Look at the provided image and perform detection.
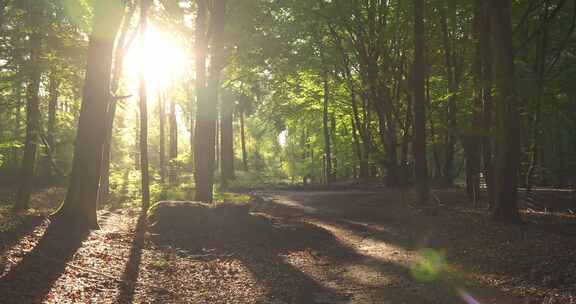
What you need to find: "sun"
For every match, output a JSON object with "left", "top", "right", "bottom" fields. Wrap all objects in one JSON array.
[{"left": 123, "top": 23, "right": 190, "bottom": 95}]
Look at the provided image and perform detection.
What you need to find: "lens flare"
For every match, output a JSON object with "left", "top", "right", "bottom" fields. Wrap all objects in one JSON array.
[{"left": 410, "top": 248, "right": 447, "bottom": 282}]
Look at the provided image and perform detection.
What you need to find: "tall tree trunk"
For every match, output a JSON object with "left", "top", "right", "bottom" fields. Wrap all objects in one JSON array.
[
  {"left": 350, "top": 115, "right": 361, "bottom": 179},
  {"left": 322, "top": 69, "right": 333, "bottom": 184},
  {"left": 11, "top": 81, "right": 23, "bottom": 170},
  {"left": 220, "top": 94, "right": 234, "bottom": 187},
  {"left": 465, "top": 0, "right": 483, "bottom": 206},
  {"left": 53, "top": 0, "right": 124, "bottom": 227},
  {"left": 169, "top": 96, "right": 178, "bottom": 185},
  {"left": 331, "top": 28, "right": 369, "bottom": 179},
  {"left": 193, "top": 0, "right": 207, "bottom": 199},
  {"left": 194, "top": 0, "right": 226, "bottom": 202},
  {"left": 331, "top": 113, "right": 338, "bottom": 178},
  {"left": 413, "top": 0, "right": 430, "bottom": 205},
  {"left": 239, "top": 110, "right": 248, "bottom": 171},
  {"left": 99, "top": 4, "right": 136, "bottom": 204},
  {"left": 480, "top": 0, "right": 495, "bottom": 208},
  {"left": 43, "top": 71, "right": 59, "bottom": 181},
  {"left": 215, "top": 114, "right": 220, "bottom": 172},
  {"left": 489, "top": 0, "right": 521, "bottom": 223},
  {"left": 439, "top": 5, "right": 457, "bottom": 186},
  {"left": 526, "top": 13, "right": 549, "bottom": 192},
  {"left": 138, "top": 0, "right": 151, "bottom": 213},
  {"left": 159, "top": 92, "right": 166, "bottom": 183},
  {"left": 14, "top": 1, "right": 42, "bottom": 210},
  {"left": 134, "top": 112, "right": 140, "bottom": 170}
]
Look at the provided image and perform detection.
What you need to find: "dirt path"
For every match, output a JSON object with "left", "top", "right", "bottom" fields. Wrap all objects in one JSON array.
[
  {"left": 1, "top": 188, "right": 575, "bottom": 303},
  {"left": 253, "top": 190, "right": 525, "bottom": 304}
]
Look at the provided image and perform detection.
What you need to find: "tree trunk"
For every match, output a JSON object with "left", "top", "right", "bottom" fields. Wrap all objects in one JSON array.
[
  {"left": 479, "top": 0, "right": 495, "bottom": 208},
  {"left": 413, "top": 0, "right": 430, "bottom": 205},
  {"left": 138, "top": 0, "right": 151, "bottom": 213},
  {"left": 220, "top": 94, "right": 235, "bottom": 188},
  {"left": 193, "top": 0, "right": 207, "bottom": 199},
  {"left": 322, "top": 69, "right": 333, "bottom": 184},
  {"left": 14, "top": 1, "right": 43, "bottom": 211},
  {"left": 526, "top": 13, "right": 549, "bottom": 192},
  {"left": 439, "top": 5, "right": 457, "bottom": 186},
  {"left": 159, "top": 92, "right": 167, "bottom": 183},
  {"left": 489, "top": 0, "right": 521, "bottom": 223},
  {"left": 98, "top": 4, "right": 135, "bottom": 205},
  {"left": 350, "top": 115, "right": 361, "bottom": 179},
  {"left": 11, "top": 82, "right": 23, "bottom": 171},
  {"left": 43, "top": 72, "right": 59, "bottom": 181},
  {"left": 194, "top": 0, "right": 226, "bottom": 202},
  {"left": 239, "top": 111, "right": 248, "bottom": 171},
  {"left": 53, "top": 0, "right": 124, "bottom": 228},
  {"left": 169, "top": 96, "right": 178, "bottom": 185},
  {"left": 215, "top": 114, "right": 220, "bottom": 172},
  {"left": 465, "top": 0, "right": 483, "bottom": 206}
]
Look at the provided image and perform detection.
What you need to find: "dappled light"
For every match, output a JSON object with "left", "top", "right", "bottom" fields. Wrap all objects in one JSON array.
[{"left": 1, "top": 0, "right": 575, "bottom": 303}]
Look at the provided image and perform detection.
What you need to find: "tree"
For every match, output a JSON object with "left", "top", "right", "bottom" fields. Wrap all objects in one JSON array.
[
  {"left": 138, "top": 0, "right": 151, "bottom": 212},
  {"left": 14, "top": 0, "right": 43, "bottom": 210},
  {"left": 220, "top": 92, "right": 235, "bottom": 187},
  {"left": 194, "top": 0, "right": 226, "bottom": 202},
  {"left": 489, "top": 0, "right": 521, "bottom": 222},
  {"left": 413, "top": 0, "right": 429, "bottom": 205},
  {"left": 159, "top": 92, "right": 167, "bottom": 183},
  {"left": 53, "top": 0, "right": 125, "bottom": 228},
  {"left": 321, "top": 63, "right": 333, "bottom": 184},
  {"left": 99, "top": 4, "right": 137, "bottom": 204},
  {"left": 168, "top": 94, "right": 178, "bottom": 185}
]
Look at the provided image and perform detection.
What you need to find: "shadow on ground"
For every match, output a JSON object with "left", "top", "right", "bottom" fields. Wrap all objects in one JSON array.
[
  {"left": 0, "top": 221, "right": 88, "bottom": 303},
  {"left": 116, "top": 214, "right": 147, "bottom": 304},
  {"left": 146, "top": 198, "right": 451, "bottom": 303}
]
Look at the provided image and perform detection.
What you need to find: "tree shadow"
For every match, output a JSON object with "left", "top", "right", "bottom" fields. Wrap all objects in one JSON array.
[
  {"left": 149, "top": 209, "right": 434, "bottom": 303},
  {"left": 253, "top": 195, "right": 418, "bottom": 251},
  {"left": 0, "top": 221, "right": 88, "bottom": 303},
  {"left": 116, "top": 214, "right": 147, "bottom": 304},
  {"left": 0, "top": 214, "right": 45, "bottom": 257}
]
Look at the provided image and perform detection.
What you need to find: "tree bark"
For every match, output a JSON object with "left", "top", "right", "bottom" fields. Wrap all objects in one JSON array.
[
  {"left": 194, "top": 0, "right": 226, "bottom": 202},
  {"left": 322, "top": 68, "right": 333, "bottom": 184},
  {"left": 489, "top": 0, "right": 521, "bottom": 223},
  {"left": 193, "top": 0, "right": 207, "bottom": 199},
  {"left": 138, "top": 0, "right": 151, "bottom": 213},
  {"left": 465, "top": 0, "right": 483, "bottom": 206},
  {"left": 43, "top": 71, "right": 59, "bottom": 181},
  {"left": 14, "top": 0, "right": 43, "bottom": 210},
  {"left": 169, "top": 96, "right": 178, "bottom": 185},
  {"left": 220, "top": 94, "right": 234, "bottom": 188},
  {"left": 159, "top": 92, "right": 167, "bottom": 183},
  {"left": 480, "top": 0, "right": 495, "bottom": 208},
  {"left": 413, "top": 0, "right": 430, "bottom": 205},
  {"left": 99, "top": 4, "right": 136, "bottom": 204},
  {"left": 11, "top": 82, "right": 23, "bottom": 171},
  {"left": 526, "top": 10, "right": 549, "bottom": 192},
  {"left": 239, "top": 110, "right": 248, "bottom": 171},
  {"left": 439, "top": 5, "right": 457, "bottom": 186},
  {"left": 53, "top": 0, "right": 124, "bottom": 227}
]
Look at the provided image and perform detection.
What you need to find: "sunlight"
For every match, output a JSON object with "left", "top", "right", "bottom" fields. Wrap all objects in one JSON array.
[{"left": 123, "top": 23, "right": 190, "bottom": 96}]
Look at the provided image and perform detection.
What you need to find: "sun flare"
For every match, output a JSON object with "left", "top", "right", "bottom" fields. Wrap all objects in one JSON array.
[{"left": 123, "top": 24, "right": 190, "bottom": 95}]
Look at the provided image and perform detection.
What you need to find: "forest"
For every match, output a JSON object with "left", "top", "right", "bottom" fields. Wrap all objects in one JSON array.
[{"left": 0, "top": 0, "right": 575, "bottom": 303}]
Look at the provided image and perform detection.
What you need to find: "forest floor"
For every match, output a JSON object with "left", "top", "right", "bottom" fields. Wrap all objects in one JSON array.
[{"left": 0, "top": 186, "right": 575, "bottom": 303}]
